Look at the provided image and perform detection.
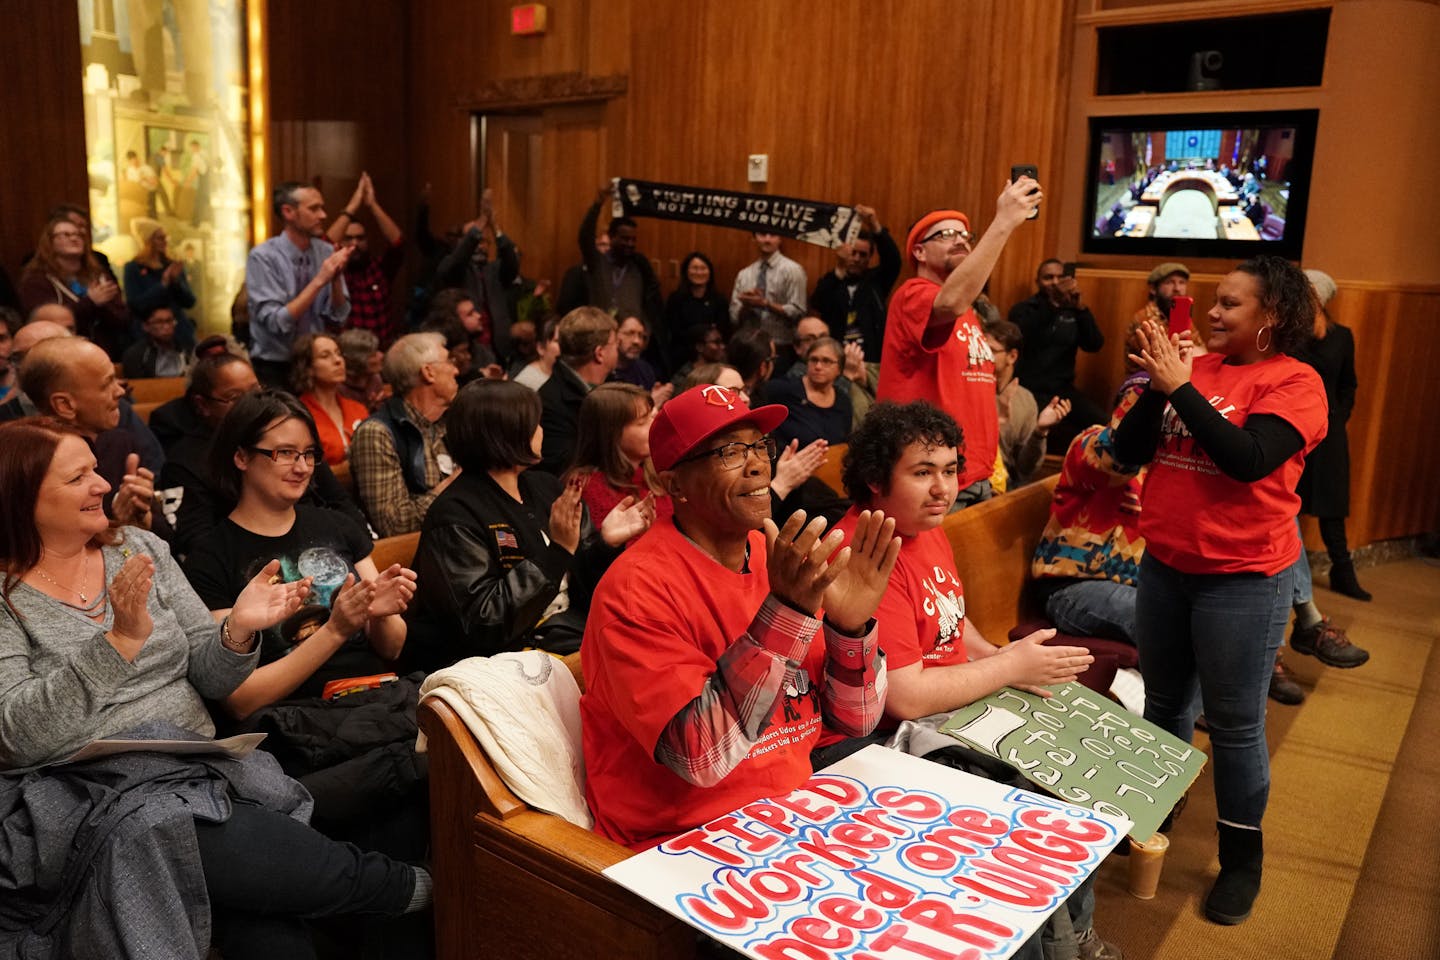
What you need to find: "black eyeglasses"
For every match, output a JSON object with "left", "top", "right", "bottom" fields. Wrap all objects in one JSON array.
[
  {"left": 921, "top": 227, "right": 973, "bottom": 246},
  {"left": 249, "top": 446, "right": 320, "bottom": 466},
  {"left": 676, "top": 437, "right": 778, "bottom": 471}
]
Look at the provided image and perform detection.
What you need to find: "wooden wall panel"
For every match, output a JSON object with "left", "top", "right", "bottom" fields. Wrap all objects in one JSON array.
[
  {"left": 265, "top": 0, "right": 409, "bottom": 234},
  {"left": 0, "top": 1, "right": 88, "bottom": 284},
  {"left": 408, "top": 0, "right": 1076, "bottom": 312}
]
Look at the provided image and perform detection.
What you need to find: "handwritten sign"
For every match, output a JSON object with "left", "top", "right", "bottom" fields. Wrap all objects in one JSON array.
[
  {"left": 613, "top": 177, "right": 863, "bottom": 249},
  {"left": 939, "top": 683, "right": 1206, "bottom": 840},
  {"left": 604, "top": 745, "right": 1127, "bottom": 960}
]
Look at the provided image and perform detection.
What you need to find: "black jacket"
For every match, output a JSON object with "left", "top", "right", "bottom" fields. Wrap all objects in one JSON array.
[
  {"left": 537, "top": 361, "right": 591, "bottom": 475},
  {"left": 1007, "top": 293, "right": 1105, "bottom": 403},
  {"left": 1295, "top": 323, "right": 1357, "bottom": 517},
  {"left": 402, "top": 469, "right": 618, "bottom": 673},
  {"left": 809, "top": 228, "right": 901, "bottom": 362}
]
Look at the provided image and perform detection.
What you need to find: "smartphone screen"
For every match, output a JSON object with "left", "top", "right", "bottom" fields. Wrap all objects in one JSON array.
[
  {"left": 1168, "top": 295, "right": 1194, "bottom": 337},
  {"left": 1010, "top": 164, "right": 1040, "bottom": 219},
  {"left": 1062, "top": 262, "right": 1077, "bottom": 278}
]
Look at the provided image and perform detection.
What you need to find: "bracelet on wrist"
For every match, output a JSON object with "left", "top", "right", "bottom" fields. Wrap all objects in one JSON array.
[{"left": 220, "top": 616, "right": 253, "bottom": 653}]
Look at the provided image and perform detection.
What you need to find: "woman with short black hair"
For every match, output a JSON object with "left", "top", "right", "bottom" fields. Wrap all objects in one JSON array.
[{"left": 404, "top": 380, "right": 649, "bottom": 670}]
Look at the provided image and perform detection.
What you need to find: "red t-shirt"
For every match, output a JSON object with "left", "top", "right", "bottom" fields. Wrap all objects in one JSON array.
[
  {"left": 580, "top": 521, "right": 826, "bottom": 850},
  {"left": 1140, "top": 353, "right": 1327, "bottom": 576},
  {"left": 877, "top": 277, "right": 998, "bottom": 489},
  {"left": 836, "top": 507, "right": 969, "bottom": 672}
]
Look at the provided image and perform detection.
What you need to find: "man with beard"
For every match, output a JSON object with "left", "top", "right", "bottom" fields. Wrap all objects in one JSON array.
[
  {"left": 809, "top": 204, "right": 900, "bottom": 363},
  {"left": 1127, "top": 262, "right": 1191, "bottom": 374},
  {"left": 1007, "top": 259, "right": 1107, "bottom": 449},
  {"left": 246, "top": 181, "right": 352, "bottom": 387},
  {"left": 876, "top": 178, "right": 1042, "bottom": 507},
  {"left": 330, "top": 172, "right": 406, "bottom": 348}
]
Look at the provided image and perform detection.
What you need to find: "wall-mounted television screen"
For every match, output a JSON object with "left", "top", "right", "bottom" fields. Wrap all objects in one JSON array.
[{"left": 1082, "top": 110, "right": 1318, "bottom": 259}]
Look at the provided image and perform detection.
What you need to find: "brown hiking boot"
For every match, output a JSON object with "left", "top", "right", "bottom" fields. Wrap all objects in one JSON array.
[
  {"left": 1268, "top": 655, "right": 1305, "bottom": 705},
  {"left": 1290, "top": 617, "right": 1370, "bottom": 668}
]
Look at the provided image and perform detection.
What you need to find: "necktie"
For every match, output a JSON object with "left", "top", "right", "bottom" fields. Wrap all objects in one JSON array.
[{"left": 756, "top": 260, "right": 770, "bottom": 304}]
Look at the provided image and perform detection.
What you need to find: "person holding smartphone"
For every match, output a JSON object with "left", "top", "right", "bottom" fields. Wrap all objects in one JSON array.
[
  {"left": 1114, "top": 256, "right": 1329, "bottom": 925},
  {"left": 877, "top": 178, "right": 1041, "bottom": 508},
  {"left": 1006, "top": 258, "right": 1107, "bottom": 451}
]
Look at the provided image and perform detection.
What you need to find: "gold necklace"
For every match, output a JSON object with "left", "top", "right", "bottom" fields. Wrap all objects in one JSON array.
[{"left": 34, "top": 550, "right": 93, "bottom": 604}]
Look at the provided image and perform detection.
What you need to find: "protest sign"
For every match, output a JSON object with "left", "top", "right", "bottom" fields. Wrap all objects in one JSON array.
[
  {"left": 612, "top": 178, "right": 863, "bottom": 249},
  {"left": 604, "top": 745, "right": 1127, "bottom": 960},
  {"left": 939, "top": 683, "right": 1206, "bottom": 841}
]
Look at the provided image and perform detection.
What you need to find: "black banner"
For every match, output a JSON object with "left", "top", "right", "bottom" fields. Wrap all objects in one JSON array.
[{"left": 612, "top": 178, "right": 862, "bottom": 249}]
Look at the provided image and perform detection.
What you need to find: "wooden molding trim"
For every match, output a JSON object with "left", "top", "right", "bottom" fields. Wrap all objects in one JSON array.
[
  {"left": 452, "top": 72, "right": 628, "bottom": 111},
  {"left": 1078, "top": 0, "right": 1333, "bottom": 28}
]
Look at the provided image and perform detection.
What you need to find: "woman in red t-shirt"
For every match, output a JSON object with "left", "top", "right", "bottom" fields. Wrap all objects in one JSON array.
[
  {"left": 1115, "top": 256, "right": 1328, "bottom": 926},
  {"left": 564, "top": 382, "right": 671, "bottom": 541}
]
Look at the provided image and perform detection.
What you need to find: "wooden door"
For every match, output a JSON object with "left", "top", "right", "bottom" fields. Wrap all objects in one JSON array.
[{"left": 482, "top": 102, "right": 611, "bottom": 296}]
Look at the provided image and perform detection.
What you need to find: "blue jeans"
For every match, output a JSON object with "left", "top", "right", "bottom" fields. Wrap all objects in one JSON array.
[
  {"left": 1291, "top": 518, "right": 1313, "bottom": 605},
  {"left": 1135, "top": 553, "right": 1293, "bottom": 828},
  {"left": 1045, "top": 579, "right": 1138, "bottom": 644}
]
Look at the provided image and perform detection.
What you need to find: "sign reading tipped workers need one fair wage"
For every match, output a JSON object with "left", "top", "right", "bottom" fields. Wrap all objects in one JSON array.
[
  {"left": 603, "top": 745, "right": 1128, "bottom": 960},
  {"left": 939, "top": 683, "right": 1206, "bottom": 841}
]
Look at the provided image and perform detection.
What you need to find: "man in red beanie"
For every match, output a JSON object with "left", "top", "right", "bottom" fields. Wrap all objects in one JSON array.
[
  {"left": 878, "top": 178, "right": 1042, "bottom": 506},
  {"left": 580, "top": 384, "right": 901, "bottom": 850}
]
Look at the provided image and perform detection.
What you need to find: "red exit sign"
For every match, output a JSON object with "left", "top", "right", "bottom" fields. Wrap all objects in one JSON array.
[{"left": 511, "top": 4, "right": 548, "bottom": 36}]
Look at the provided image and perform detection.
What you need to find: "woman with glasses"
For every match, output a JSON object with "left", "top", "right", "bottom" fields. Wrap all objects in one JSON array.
[
  {"left": 19, "top": 215, "right": 129, "bottom": 357},
  {"left": 183, "top": 391, "right": 427, "bottom": 861},
  {"left": 291, "top": 333, "right": 368, "bottom": 466},
  {"left": 123, "top": 221, "right": 197, "bottom": 351},
  {"left": 404, "top": 380, "right": 648, "bottom": 671},
  {"left": 767, "top": 335, "right": 853, "bottom": 449},
  {"left": 0, "top": 416, "right": 431, "bottom": 957}
]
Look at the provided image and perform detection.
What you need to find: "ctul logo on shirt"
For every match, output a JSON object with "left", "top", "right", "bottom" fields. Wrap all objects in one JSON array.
[
  {"left": 957, "top": 323, "right": 994, "bottom": 368},
  {"left": 921, "top": 565, "right": 965, "bottom": 656}
]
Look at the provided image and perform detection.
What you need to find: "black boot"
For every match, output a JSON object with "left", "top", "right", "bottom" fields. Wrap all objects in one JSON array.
[
  {"left": 1205, "top": 823, "right": 1263, "bottom": 925},
  {"left": 1328, "top": 557, "right": 1373, "bottom": 602}
]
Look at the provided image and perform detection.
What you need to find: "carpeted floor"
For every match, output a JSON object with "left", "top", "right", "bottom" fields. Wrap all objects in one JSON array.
[{"left": 1090, "top": 557, "right": 1440, "bottom": 960}]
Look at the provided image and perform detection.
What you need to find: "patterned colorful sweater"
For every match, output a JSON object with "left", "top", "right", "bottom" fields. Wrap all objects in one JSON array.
[{"left": 1031, "top": 419, "right": 1146, "bottom": 587}]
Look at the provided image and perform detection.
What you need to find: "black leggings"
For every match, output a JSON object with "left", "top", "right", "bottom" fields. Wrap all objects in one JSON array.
[
  {"left": 193, "top": 802, "right": 416, "bottom": 960},
  {"left": 1317, "top": 516, "right": 1351, "bottom": 561}
]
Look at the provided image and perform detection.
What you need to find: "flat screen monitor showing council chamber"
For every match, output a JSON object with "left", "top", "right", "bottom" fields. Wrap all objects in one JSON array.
[{"left": 1083, "top": 110, "right": 1318, "bottom": 259}]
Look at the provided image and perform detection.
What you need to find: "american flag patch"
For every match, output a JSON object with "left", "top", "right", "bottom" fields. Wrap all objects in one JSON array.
[{"left": 495, "top": 529, "right": 519, "bottom": 550}]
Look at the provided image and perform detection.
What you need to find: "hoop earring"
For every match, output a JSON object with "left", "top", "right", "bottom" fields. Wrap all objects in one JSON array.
[{"left": 1256, "top": 325, "right": 1273, "bottom": 353}]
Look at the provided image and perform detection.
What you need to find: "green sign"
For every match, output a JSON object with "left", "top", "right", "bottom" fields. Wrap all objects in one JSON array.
[{"left": 939, "top": 683, "right": 1206, "bottom": 840}]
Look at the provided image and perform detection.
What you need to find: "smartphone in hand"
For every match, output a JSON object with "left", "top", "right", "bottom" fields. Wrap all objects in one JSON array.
[
  {"left": 1062, "top": 262, "right": 1077, "bottom": 278},
  {"left": 1010, "top": 164, "right": 1040, "bottom": 219},
  {"left": 1168, "top": 295, "right": 1195, "bottom": 337}
]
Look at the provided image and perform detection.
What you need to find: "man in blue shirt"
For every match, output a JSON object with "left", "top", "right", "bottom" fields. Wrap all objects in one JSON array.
[{"left": 245, "top": 181, "right": 351, "bottom": 387}]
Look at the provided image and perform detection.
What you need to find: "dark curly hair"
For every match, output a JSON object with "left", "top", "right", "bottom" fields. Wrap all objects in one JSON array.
[
  {"left": 1233, "top": 255, "right": 1317, "bottom": 356},
  {"left": 842, "top": 401, "right": 964, "bottom": 505}
]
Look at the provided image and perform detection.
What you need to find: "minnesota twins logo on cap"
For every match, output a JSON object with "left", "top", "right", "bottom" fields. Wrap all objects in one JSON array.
[{"left": 701, "top": 385, "right": 737, "bottom": 410}]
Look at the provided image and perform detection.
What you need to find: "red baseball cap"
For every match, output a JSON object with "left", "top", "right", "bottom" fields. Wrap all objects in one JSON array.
[{"left": 649, "top": 385, "right": 788, "bottom": 471}]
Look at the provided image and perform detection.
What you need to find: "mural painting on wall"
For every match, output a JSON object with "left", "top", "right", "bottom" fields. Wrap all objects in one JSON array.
[{"left": 78, "top": 0, "right": 250, "bottom": 337}]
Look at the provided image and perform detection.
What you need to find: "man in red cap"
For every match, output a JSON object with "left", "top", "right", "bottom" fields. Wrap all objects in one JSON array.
[
  {"left": 580, "top": 384, "right": 901, "bottom": 850},
  {"left": 878, "top": 179, "right": 1043, "bottom": 506}
]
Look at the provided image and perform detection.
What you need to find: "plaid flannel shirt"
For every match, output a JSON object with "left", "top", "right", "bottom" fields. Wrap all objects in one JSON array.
[{"left": 655, "top": 595, "right": 885, "bottom": 787}]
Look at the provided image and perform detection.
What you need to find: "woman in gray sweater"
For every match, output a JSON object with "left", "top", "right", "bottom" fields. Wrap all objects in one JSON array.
[{"left": 0, "top": 417, "right": 431, "bottom": 959}]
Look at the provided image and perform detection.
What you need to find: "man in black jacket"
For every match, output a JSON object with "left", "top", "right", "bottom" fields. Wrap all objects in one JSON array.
[
  {"left": 537, "top": 307, "right": 618, "bottom": 474},
  {"left": 808, "top": 204, "right": 900, "bottom": 363},
  {"left": 1007, "top": 258, "right": 1107, "bottom": 450}
]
